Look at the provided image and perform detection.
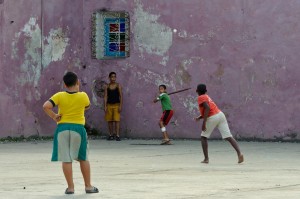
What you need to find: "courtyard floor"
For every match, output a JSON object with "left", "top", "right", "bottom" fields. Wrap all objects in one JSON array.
[{"left": 0, "top": 139, "right": 299, "bottom": 199}]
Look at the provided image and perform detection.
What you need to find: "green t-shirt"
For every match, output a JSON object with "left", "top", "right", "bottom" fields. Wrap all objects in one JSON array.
[{"left": 158, "top": 93, "right": 172, "bottom": 111}]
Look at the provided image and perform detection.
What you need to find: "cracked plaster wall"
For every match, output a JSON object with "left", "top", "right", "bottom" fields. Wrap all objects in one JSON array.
[{"left": 0, "top": 0, "right": 299, "bottom": 140}]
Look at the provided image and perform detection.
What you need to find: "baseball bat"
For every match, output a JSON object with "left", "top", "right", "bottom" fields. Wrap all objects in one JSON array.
[{"left": 167, "top": 87, "right": 191, "bottom": 95}]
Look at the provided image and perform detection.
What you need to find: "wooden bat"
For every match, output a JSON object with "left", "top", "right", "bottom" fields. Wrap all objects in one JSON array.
[{"left": 167, "top": 87, "right": 191, "bottom": 95}]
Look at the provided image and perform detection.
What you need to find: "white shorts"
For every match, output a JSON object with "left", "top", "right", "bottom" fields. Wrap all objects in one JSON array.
[{"left": 201, "top": 112, "right": 232, "bottom": 139}]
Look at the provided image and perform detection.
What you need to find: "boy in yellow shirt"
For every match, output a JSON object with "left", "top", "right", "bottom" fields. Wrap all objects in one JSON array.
[{"left": 43, "top": 72, "right": 99, "bottom": 194}]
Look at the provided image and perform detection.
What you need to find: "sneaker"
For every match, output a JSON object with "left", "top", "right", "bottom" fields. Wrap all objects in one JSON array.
[
  {"left": 116, "top": 136, "right": 121, "bottom": 141},
  {"left": 106, "top": 135, "right": 114, "bottom": 141}
]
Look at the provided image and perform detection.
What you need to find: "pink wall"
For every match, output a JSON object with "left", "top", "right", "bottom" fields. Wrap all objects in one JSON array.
[{"left": 0, "top": 0, "right": 299, "bottom": 140}]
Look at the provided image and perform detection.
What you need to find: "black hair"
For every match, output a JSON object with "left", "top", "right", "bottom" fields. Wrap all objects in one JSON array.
[
  {"left": 63, "top": 72, "right": 78, "bottom": 87},
  {"left": 109, "top": 72, "right": 116, "bottom": 77},
  {"left": 197, "top": 84, "right": 207, "bottom": 94},
  {"left": 159, "top": 84, "right": 166, "bottom": 90}
]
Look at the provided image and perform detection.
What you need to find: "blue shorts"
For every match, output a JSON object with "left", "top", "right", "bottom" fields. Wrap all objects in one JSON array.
[{"left": 52, "top": 123, "right": 89, "bottom": 162}]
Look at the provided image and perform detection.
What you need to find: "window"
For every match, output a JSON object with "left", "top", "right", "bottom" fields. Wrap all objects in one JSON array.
[{"left": 92, "top": 11, "right": 130, "bottom": 59}]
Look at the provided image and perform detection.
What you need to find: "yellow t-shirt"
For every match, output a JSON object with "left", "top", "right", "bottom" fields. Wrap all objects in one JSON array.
[{"left": 50, "top": 91, "right": 90, "bottom": 125}]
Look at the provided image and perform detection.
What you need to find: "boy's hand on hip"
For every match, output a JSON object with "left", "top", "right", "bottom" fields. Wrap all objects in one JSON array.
[
  {"left": 53, "top": 114, "right": 61, "bottom": 122},
  {"left": 118, "top": 106, "right": 122, "bottom": 113}
]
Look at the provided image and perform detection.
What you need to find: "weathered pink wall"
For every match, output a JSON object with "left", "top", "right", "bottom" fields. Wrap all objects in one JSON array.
[{"left": 0, "top": 0, "right": 299, "bottom": 140}]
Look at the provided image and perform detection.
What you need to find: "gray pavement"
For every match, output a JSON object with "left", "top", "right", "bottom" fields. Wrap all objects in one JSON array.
[{"left": 0, "top": 140, "right": 299, "bottom": 199}]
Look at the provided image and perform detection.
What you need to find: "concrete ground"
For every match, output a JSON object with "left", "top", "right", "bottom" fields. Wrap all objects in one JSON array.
[{"left": 0, "top": 139, "right": 299, "bottom": 199}]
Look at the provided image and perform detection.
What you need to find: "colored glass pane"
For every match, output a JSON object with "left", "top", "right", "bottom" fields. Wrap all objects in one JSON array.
[
  {"left": 109, "top": 33, "right": 118, "bottom": 42},
  {"left": 109, "top": 43, "right": 119, "bottom": 51},
  {"left": 120, "top": 43, "right": 125, "bottom": 51},
  {"left": 120, "top": 33, "right": 125, "bottom": 42},
  {"left": 110, "top": 24, "right": 119, "bottom": 32},
  {"left": 120, "top": 23, "right": 125, "bottom": 32}
]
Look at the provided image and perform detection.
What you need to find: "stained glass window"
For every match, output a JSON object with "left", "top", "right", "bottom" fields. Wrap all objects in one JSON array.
[{"left": 92, "top": 11, "right": 130, "bottom": 59}]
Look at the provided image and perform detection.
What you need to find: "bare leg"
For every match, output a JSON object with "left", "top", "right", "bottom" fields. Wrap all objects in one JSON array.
[
  {"left": 62, "top": 162, "right": 74, "bottom": 192},
  {"left": 159, "top": 121, "right": 170, "bottom": 140},
  {"left": 201, "top": 136, "right": 209, "bottom": 163},
  {"left": 225, "top": 137, "right": 244, "bottom": 163},
  {"left": 159, "top": 121, "right": 171, "bottom": 145},
  {"left": 158, "top": 121, "right": 163, "bottom": 128},
  {"left": 106, "top": 122, "right": 115, "bottom": 140},
  {"left": 115, "top": 121, "right": 120, "bottom": 137},
  {"left": 80, "top": 161, "right": 99, "bottom": 193},
  {"left": 79, "top": 161, "right": 92, "bottom": 189},
  {"left": 163, "top": 132, "right": 170, "bottom": 140},
  {"left": 108, "top": 122, "right": 113, "bottom": 136}
]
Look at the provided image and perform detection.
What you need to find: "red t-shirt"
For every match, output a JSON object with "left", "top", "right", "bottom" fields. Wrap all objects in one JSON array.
[{"left": 198, "top": 94, "right": 220, "bottom": 117}]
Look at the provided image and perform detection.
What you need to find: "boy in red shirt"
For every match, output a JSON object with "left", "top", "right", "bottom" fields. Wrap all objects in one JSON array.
[{"left": 194, "top": 84, "right": 244, "bottom": 164}]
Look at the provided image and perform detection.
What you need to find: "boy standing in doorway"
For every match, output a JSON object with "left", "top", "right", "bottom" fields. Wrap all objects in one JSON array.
[{"left": 104, "top": 72, "right": 123, "bottom": 141}]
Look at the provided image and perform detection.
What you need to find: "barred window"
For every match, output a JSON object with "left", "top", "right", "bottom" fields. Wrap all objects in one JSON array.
[{"left": 92, "top": 11, "right": 130, "bottom": 59}]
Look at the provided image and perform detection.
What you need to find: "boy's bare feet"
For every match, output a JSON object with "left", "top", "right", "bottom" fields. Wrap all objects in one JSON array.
[
  {"left": 238, "top": 154, "right": 244, "bottom": 163},
  {"left": 201, "top": 159, "right": 209, "bottom": 164}
]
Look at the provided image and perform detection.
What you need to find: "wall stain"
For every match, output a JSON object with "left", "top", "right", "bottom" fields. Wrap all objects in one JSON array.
[
  {"left": 92, "top": 77, "right": 107, "bottom": 98},
  {"left": 214, "top": 63, "right": 224, "bottom": 77},
  {"left": 43, "top": 28, "right": 70, "bottom": 67},
  {"left": 134, "top": 0, "right": 172, "bottom": 56},
  {"left": 175, "top": 62, "right": 191, "bottom": 86},
  {"left": 136, "top": 101, "right": 144, "bottom": 108}
]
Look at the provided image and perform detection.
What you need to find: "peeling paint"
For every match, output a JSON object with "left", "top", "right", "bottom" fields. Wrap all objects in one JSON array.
[
  {"left": 136, "top": 101, "right": 144, "bottom": 108},
  {"left": 11, "top": 32, "right": 21, "bottom": 59},
  {"left": 180, "top": 95, "right": 198, "bottom": 116},
  {"left": 73, "top": 57, "right": 81, "bottom": 68},
  {"left": 175, "top": 59, "right": 192, "bottom": 86},
  {"left": 248, "top": 58, "right": 255, "bottom": 64},
  {"left": 122, "top": 63, "right": 134, "bottom": 71},
  {"left": 178, "top": 30, "right": 188, "bottom": 38},
  {"left": 16, "top": 17, "right": 42, "bottom": 87},
  {"left": 134, "top": 0, "right": 172, "bottom": 56},
  {"left": 43, "top": 28, "right": 69, "bottom": 67},
  {"left": 92, "top": 92, "right": 101, "bottom": 107},
  {"left": 25, "top": 89, "right": 41, "bottom": 101},
  {"left": 177, "top": 26, "right": 221, "bottom": 46},
  {"left": 159, "top": 55, "right": 169, "bottom": 66},
  {"left": 14, "top": 18, "right": 69, "bottom": 87},
  {"left": 136, "top": 69, "right": 175, "bottom": 89}
]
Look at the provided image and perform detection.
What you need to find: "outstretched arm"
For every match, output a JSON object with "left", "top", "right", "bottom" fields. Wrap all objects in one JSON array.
[
  {"left": 43, "top": 101, "right": 61, "bottom": 122},
  {"left": 153, "top": 96, "right": 160, "bottom": 103}
]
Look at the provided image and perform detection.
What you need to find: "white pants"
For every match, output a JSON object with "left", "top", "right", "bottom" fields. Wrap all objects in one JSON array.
[{"left": 201, "top": 112, "right": 232, "bottom": 139}]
